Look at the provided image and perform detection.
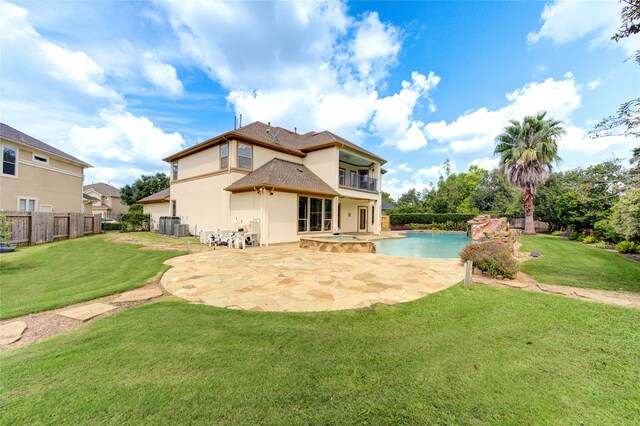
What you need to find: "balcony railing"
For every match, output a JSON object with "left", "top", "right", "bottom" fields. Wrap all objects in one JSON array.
[{"left": 339, "top": 175, "right": 378, "bottom": 192}]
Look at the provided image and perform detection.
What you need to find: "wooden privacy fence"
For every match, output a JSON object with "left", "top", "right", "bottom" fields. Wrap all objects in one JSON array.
[{"left": 1, "top": 212, "right": 102, "bottom": 246}]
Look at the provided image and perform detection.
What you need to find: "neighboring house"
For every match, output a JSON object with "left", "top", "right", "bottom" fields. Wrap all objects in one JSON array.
[
  {"left": 83, "top": 182, "right": 128, "bottom": 219},
  {"left": 138, "top": 188, "right": 170, "bottom": 230},
  {"left": 381, "top": 201, "right": 397, "bottom": 214},
  {"left": 163, "top": 121, "right": 387, "bottom": 244},
  {"left": 1, "top": 122, "right": 91, "bottom": 213}
]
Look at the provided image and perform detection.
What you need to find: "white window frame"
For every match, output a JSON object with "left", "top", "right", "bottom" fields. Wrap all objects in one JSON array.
[
  {"left": 18, "top": 196, "right": 38, "bottom": 212},
  {"left": 32, "top": 153, "right": 49, "bottom": 165},
  {"left": 2, "top": 144, "right": 18, "bottom": 178}
]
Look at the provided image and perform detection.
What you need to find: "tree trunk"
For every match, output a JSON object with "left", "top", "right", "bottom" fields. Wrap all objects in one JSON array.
[{"left": 523, "top": 185, "right": 536, "bottom": 235}]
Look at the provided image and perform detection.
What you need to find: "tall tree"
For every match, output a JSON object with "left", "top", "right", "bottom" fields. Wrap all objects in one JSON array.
[
  {"left": 494, "top": 112, "right": 565, "bottom": 234},
  {"left": 120, "top": 173, "right": 170, "bottom": 206},
  {"left": 592, "top": 0, "right": 640, "bottom": 137}
]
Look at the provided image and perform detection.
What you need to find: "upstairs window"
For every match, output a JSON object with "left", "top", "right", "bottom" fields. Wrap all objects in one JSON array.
[
  {"left": 220, "top": 143, "right": 229, "bottom": 169},
  {"left": 238, "top": 143, "right": 252, "bottom": 170},
  {"left": 3, "top": 145, "right": 16, "bottom": 176},
  {"left": 339, "top": 168, "right": 345, "bottom": 186},
  {"left": 172, "top": 161, "right": 178, "bottom": 180},
  {"left": 171, "top": 200, "right": 177, "bottom": 217}
]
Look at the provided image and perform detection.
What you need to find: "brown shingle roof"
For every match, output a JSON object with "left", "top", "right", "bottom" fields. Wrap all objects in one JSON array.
[
  {"left": 224, "top": 158, "right": 339, "bottom": 196},
  {"left": 83, "top": 182, "right": 121, "bottom": 198},
  {"left": 83, "top": 193, "right": 99, "bottom": 202},
  {"left": 138, "top": 188, "right": 170, "bottom": 203},
  {"left": 164, "top": 121, "right": 386, "bottom": 164},
  {"left": 0, "top": 122, "right": 91, "bottom": 167}
]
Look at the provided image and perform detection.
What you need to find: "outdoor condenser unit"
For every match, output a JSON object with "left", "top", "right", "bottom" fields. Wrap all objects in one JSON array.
[{"left": 173, "top": 223, "right": 189, "bottom": 238}]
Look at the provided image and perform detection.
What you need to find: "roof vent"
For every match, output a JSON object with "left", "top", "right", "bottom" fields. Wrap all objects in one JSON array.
[{"left": 296, "top": 167, "right": 304, "bottom": 173}]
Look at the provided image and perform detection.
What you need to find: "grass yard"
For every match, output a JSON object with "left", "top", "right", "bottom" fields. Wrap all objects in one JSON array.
[
  {"left": 519, "top": 235, "right": 640, "bottom": 293},
  {"left": 0, "top": 235, "right": 184, "bottom": 319},
  {"left": 2, "top": 286, "right": 639, "bottom": 424}
]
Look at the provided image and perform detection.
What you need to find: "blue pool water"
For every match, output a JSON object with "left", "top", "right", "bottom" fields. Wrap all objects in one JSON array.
[{"left": 375, "top": 232, "right": 471, "bottom": 259}]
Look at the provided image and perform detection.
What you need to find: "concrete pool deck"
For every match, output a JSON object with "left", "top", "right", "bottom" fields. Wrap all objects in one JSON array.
[{"left": 161, "top": 244, "right": 464, "bottom": 312}]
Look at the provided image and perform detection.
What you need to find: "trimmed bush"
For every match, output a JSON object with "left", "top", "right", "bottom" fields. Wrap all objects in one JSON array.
[
  {"left": 616, "top": 240, "right": 638, "bottom": 254},
  {"left": 551, "top": 230, "right": 564, "bottom": 236},
  {"left": 460, "top": 241, "right": 519, "bottom": 279},
  {"left": 583, "top": 236, "right": 599, "bottom": 244},
  {"left": 389, "top": 213, "right": 480, "bottom": 231},
  {"left": 120, "top": 212, "right": 150, "bottom": 232},
  {"left": 128, "top": 203, "right": 144, "bottom": 214},
  {"left": 568, "top": 232, "right": 582, "bottom": 241},
  {"left": 102, "top": 222, "right": 122, "bottom": 231}
]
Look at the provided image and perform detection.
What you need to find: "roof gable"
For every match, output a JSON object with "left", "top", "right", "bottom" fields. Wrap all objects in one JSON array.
[
  {"left": 0, "top": 123, "right": 91, "bottom": 167},
  {"left": 224, "top": 158, "right": 339, "bottom": 196},
  {"left": 83, "top": 182, "right": 121, "bottom": 197},
  {"left": 164, "top": 121, "right": 386, "bottom": 165}
]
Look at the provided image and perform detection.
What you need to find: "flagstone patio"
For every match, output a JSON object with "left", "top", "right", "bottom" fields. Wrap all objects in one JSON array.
[{"left": 161, "top": 244, "right": 464, "bottom": 312}]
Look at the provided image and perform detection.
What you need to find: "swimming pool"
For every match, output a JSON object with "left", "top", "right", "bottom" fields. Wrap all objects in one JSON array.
[{"left": 375, "top": 232, "right": 471, "bottom": 259}]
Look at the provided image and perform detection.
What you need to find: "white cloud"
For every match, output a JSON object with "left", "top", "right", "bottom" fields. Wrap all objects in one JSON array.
[
  {"left": 351, "top": 11, "right": 401, "bottom": 82},
  {"left": 470, "top": 157, "right": 500, "bottom": 171},
  {"left": 141, "top": 51, "right": 184, "bottom": 96},
  {"left": 163, "top": 1, "right": 437, "bottom": 151},
  {"left": 528, "top": 0, "right": 640, "bottom": 56},
  {"left": 69, "top": 109, "right": 186, "bottom": 172},
  {"left": 414, "top": 160, "right": 457, "bottom": 179},
  {"left": 383, "top": 177, "right": 434, "bottom": 200},
  {"left": 373, "top": 71, "right": 440, "bottom": 151},
  {"left": 425, "top": 74, "right": 582, "bottom": 155},
  {"left": 0, "top": 1, "right": 121, "bottom": 102},
  {"left": 587, "top": 79, "right": 602, "bottom": 90},
  {"left": 398, "top": 163, "right": 413, "bottom": 172}
]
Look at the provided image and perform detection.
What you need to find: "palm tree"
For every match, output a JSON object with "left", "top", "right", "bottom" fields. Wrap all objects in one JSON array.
[{"left": 494, "top": 112, "right": 565, "bottom": 234}]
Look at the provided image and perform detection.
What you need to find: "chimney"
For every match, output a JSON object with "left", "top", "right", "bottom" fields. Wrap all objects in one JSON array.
[
  {"left": 239, "top": 113, "right": 243, "bottom": 128},
  {"left": 268, "top": 121, "right": 271, "bottom": 126},
  {"left": 294, "top": 127, "right": 297, "bottom": 134},
  {"left": 234, "top": 116, "right": 237, "bottom": 130}
]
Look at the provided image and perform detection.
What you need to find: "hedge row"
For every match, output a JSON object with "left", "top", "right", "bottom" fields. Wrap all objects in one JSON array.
[
  {"left": 102, "top": 222, "right": 122, "bottom": 231},
  {"left": 389, "top": 213, "right": 480, "bottom": 226}
]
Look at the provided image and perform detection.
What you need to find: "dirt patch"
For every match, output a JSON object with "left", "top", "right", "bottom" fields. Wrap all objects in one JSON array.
[{"left": 0, "top": 281, "right": 169, "bottom": 352}]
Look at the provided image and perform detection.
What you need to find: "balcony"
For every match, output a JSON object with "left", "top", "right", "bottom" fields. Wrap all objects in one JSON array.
[{"left": 339, "top": 173, "right": 378, "bottom": 193}]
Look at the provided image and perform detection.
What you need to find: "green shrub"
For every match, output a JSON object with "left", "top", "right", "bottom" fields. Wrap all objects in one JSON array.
[
  {"left": 616, "top": 240, "right": 638, "bottom": 254},
  {"left": 568, "top": 232, "right": 582, "bottom": 241},
  {"left": 390, "top": 213, "right": 478, "bottom": 225},
  {"left": 552, "top": 230, "right": 564, "bottom": 236},
  {"left": 120, "top": 212, "right": 150, "bottom": 232},
  {"left": 102, "top": 222, "right": 122, "bottom": 231},
  {"left": 460, "top": 241, "right": 519, "bottom": 279},
  {"left": 128, "top": 203, "right": 144, "bottom": 214},
  {"left": 594, "top": 218, "right": 621, "bottom": 243},
  {"left": 0, "top": 213, "right": 13, "bottom": 247},
  {"left": 596, "top": 241, "right": 610, "bottom": 250},
  {"left": 583, "top": 236, "right": 599, "bottom": 244}
]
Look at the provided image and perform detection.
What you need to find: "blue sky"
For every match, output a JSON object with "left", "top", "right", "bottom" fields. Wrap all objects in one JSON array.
[{"left": 1, "top": 0, "right": 638, "bottom": 198}]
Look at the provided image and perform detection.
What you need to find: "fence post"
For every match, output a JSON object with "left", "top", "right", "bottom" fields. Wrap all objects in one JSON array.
[{"left": 464, "top": 260, "right": 473, "bottom": 289}]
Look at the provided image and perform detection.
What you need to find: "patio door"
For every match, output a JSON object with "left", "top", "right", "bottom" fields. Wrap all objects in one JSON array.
[{"left": 358, "top": 206, "right": 368, "bottom": 232}]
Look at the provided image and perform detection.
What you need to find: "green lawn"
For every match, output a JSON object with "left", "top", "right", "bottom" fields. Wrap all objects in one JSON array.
[
  {"left": 519, "top": 235, "right": 640, "bottom": 293},
  {"left": 2, "top": 286, "right": 638, "bottom": 424},
  {"left": 0, "top": 235, "right": 184, "bottom": 319}
]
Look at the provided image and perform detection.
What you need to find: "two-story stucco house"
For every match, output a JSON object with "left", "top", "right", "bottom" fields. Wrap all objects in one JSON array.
[
  {"left": 1, "top": 123, "right": 90, "bottom": 213},
  {"left": 83, "top": 182, "right": 128, "bottom": 219},
  {"left": 161, "top": 121, "right": 386, "bottom": 245}
]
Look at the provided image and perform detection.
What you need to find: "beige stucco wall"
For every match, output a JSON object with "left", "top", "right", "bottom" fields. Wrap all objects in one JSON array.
[
  {"left": 1, "top": 140, "right": 85, "bottom": 213},
  {"left": 171, "top": 174, "right": 233, "bottom": 235},
  {"left": 252, "top": 144, "right": 303, "bottom": 169},
  {"left": 173, "top": 145, "right": 221, "bottom": 180},
  {"left": 105, "top": 196, "right": 128, "bottom": 218},
  {"left": 143, "top": 202, "right": 170, "bottom": 230},
  {"left": 304, "top": 148, "right": 338, "bottom": 188}
]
